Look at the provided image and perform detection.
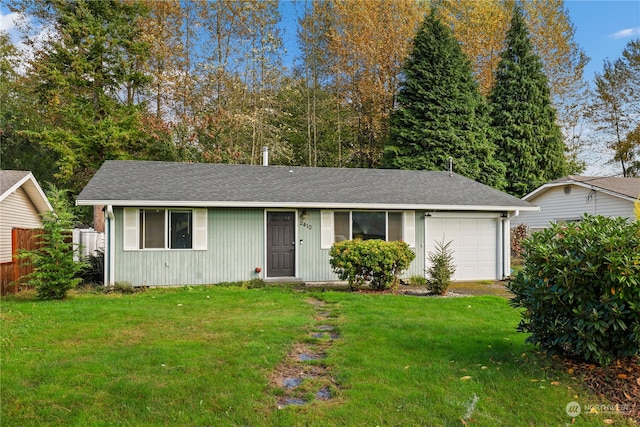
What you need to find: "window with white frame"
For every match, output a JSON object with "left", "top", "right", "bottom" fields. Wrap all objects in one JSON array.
[
  {"left": 123, "top": 208, "right": 207, "bottom": 251},
  {"left": 321, "top": 210, "right": 415, "bottom": 249}
]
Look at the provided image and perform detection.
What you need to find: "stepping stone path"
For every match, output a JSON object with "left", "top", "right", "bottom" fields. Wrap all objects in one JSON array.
[{"left": 272, "top": 298, "right": 340, "bottom": 409}]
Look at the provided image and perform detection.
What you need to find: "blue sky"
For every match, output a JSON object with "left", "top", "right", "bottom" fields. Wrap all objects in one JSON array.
[{"left": 564, "top": 0, "right": 640, "bottom": 81}]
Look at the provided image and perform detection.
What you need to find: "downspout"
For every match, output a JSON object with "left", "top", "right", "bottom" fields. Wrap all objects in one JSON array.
[
  {"left": 105, "top": 205, "right": 115, "bottom": 286},
  {"left": 503, "top": 210, "right": 519, "bottom": 279},
  {"left": 423, "top": 212, "right": 432, "bottom": 278},
  {"left": 497, "top": 216, "right": 503, "bottom": 280}
]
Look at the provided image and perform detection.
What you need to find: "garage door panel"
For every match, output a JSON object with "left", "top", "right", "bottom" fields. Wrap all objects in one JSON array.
[
  {"left": 427, "top": 217, "right": 497, "bottom": 281},
  {"left": 462, "top": 235, "right": 479, "bottom": 247},
  {"left": 461, "top": 221, "right": 479, "bottom": 234}
]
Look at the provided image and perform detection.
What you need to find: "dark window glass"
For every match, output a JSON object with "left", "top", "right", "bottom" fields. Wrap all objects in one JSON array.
[
  {"left": 352, "top": 211, "right": 385, "bottom": 240},
  {"left": 170, "top": 211, "right": 192, "bottom": 249}
]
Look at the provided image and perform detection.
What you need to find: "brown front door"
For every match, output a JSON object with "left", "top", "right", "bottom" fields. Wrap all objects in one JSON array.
[{"left": 267, "top": 211, "right": 295, "bottom": 277}]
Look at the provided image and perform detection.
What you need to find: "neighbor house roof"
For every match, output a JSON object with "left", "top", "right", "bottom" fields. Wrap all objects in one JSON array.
[
  {"left": 77, "top": 160, "right": 537, "bottom": 211},
  {"left": 524, "top": 175, "right": 640, "bottom": 202},
  {"left": 0, "top": 170, "right": 52, "bottom": 212}
]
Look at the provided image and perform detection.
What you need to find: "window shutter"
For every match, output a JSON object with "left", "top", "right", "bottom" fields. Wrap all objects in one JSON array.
[
  {"left": 320, "top": 210, "right": 334, "bottom": 249},
  {"left": 403, "top": 211, "right": 416, "bottom": 248},
  {"left": 123, "top": 208, "right": 139, "bottom": 251},
  {"left": 193, "top": 208, "right": 208, "bottom": 250}
]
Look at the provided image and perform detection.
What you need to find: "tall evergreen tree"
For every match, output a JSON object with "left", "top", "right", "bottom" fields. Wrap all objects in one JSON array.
[
  {"left": 14, "top": 0, "right": 178, "bottom": 194},
  {"left": 488, "top": 6, "right": 569, "bottom": 197},
  {"left": 385, "top": 10, "right": 505, "bottom": 189}
]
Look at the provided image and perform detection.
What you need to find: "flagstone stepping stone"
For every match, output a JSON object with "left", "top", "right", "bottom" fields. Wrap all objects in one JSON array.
[
  {"left": 312, "top": 331, "right": 340, "bottom": 340},
  {"left": 282, "top": 377, "right": 303, "bottom": 389},
  {"left": 277, "top": 398, "right": 306, "bottom": 409},
  {"left": 316, "top": 311, "right": 331, "bottom": 318},
  {"left": 316, "top": 387, "right": 332, "bottom": 400},
  {"left": 299, "top": 352, "right": 325, "bottom": 361},
  {"left": 307, "top": 298, "right": 327, "bottom": 307},
  {"left": 316, "top": 325, "right": 335, "bottom": 331}
]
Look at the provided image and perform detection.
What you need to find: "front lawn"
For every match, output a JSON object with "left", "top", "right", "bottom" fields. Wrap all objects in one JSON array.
[{"left": 0, "top": 286, "right": 631, "bottom": 426}]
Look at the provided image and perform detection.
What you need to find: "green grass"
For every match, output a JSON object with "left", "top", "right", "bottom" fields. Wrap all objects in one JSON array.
[{"left": 0, "top": 287, "right": 631, "bottom": 426}]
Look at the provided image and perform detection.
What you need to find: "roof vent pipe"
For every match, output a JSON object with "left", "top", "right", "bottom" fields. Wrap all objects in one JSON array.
[
  {"left": 262, "top": 146, "right": 269, "bottom": 166},
  {"left": 448, "top": 157, "right": 453, "bottom": 176}
]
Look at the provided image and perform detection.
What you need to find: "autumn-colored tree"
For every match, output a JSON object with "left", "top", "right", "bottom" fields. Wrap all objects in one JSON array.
[
  {"left": 138, "top": 0, "right": 185, "bottom": 120},
  {"left": 438, "top": 0, "right": 510, "bottom": 96},
  {"left": 297, "top": 0, "right": 333, "bottom": 166},
  {"left": 323, "top": 0, "right": 427, "bottom": 167}
]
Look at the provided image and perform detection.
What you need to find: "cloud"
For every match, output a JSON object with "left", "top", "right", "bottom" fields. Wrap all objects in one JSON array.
[
  {"left": 609, "top": 27, "right": 640, "bottom": 39},
  {"left": 0, "top": 11, "right": 19, "bottom": 33}
]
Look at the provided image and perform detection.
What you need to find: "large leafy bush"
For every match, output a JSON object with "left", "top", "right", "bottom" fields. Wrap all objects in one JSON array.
[
  {"left": 330, "top": 239, "right": 415, "bottom": 291},
  {"left": 508, "top": 215, "right": 640, "bottom": 365}
]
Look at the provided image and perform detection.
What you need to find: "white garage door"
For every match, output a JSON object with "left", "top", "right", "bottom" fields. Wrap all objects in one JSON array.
[{"left": 426, "top": 216, "right": 498, "bottom": 281}]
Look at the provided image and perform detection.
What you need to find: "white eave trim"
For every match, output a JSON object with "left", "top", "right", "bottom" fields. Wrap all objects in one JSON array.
[
  {"left": 524, "top": 181, "right": 638, "bottom": 203},
  {"left": 76, "top": 199, "right": 539, "bottom": 212},
  {"left": 0, "top": 172, "right": 53, "bottom": 212}
]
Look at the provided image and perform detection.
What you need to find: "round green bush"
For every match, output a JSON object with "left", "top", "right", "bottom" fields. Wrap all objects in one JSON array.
[
  {"left": 329, "top": 239, "right": 415, "bottom": 291},
  {"left": 507, "top": 215, "right": 640, "bottom": 365}
]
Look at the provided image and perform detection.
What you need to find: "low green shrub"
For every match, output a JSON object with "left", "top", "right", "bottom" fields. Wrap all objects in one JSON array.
[
  {"left": 408, "top": 274, "right": 427, "bottom": 287},
  {"left": 243, "top": 278, "right": 266, "bottom": 289},
  {"left": 329, "top": 239, "right": 415, "bottom": 291},
  {"left": 80, "top": 249, "right": 104, "bottom": 286},
  {"left": 508, "top": 214, "right": 640, "bottom": 365},
  {"left": 112, "top": 281, "right": 136, "bottom": 294},
  {"left": 425, "top": 240, "right": 456, "bottom": 295}
]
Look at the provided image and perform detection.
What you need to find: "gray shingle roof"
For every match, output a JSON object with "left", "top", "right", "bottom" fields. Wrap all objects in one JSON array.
[
  {"left": 0, "top": 170, "right": 31, "bottom": 195},
  {"left": 76, "top": 160, "right": 536, "bottom": 211},
  {"left": 0, "top": 170, "right": 53, "bottom": 212},
  {"left": 546, "top": 175, "right": 640, "bottom": 200}
]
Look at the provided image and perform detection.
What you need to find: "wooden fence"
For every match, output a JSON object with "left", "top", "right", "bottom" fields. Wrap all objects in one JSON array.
[{"left": 0, "top": 228, "right": 44, "bottom": 295}]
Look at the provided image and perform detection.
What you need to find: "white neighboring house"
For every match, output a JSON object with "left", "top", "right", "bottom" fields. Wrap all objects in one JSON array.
[
  {"left": 0, "top": 171, "right": 53, "bottom": 263},
  {"left": 512, "top": 176, "right": 640, "bottom": 231}
]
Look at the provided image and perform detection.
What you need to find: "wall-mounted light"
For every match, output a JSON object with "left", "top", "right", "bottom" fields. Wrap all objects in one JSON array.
[{"left": 301, "top": 209, "right": 309, "bottom": 220}]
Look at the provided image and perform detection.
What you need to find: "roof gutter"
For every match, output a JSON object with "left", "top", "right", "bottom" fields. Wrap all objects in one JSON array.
[{"left": 76, "top": 200, "right": 539, "bottom": 212}]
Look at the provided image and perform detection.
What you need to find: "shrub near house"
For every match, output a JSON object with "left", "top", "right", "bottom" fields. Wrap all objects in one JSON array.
[
  {"left": 508, "top": 214, "right": 640, "bottom": 365},
  {"left": 329, "top": 239, "right": 415, "bottom": 291}
]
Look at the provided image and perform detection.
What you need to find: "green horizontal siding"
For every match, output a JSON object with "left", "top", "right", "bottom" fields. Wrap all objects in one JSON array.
[
  {"left": 298, "top": 209, "right": 425, "bottom": 282},
  {"left": 113, "top": 208, "right": 426, "bottom": 286},
  {"left": 297, "top": 209, "right": 338, "bottom": 281},
  {"left": 114, "top": 208, "right": 264, "bottom": 286}
]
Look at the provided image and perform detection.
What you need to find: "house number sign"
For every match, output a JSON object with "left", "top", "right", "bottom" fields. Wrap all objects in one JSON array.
[{"left": 299, "top": 221, "right": 312, "bottom": 230}]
